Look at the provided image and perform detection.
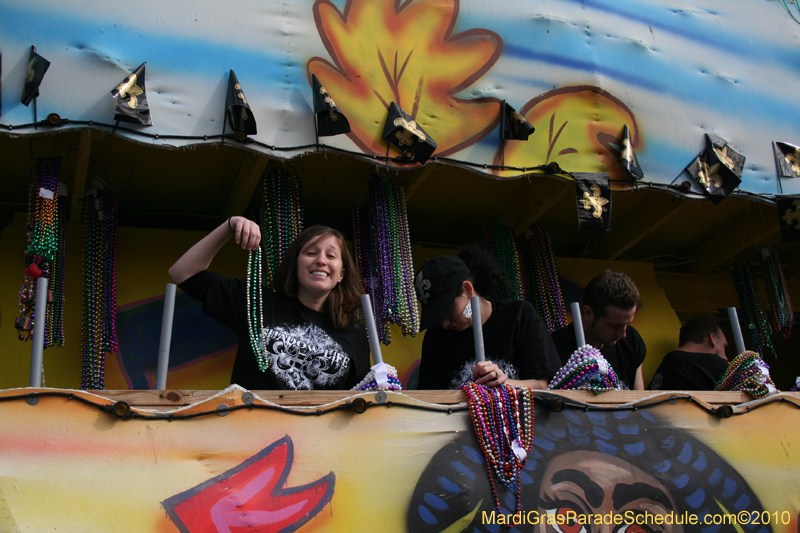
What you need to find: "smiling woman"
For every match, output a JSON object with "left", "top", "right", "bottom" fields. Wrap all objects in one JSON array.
[{"left": 168, "top": 218, "right": 370, "bottom": 391}]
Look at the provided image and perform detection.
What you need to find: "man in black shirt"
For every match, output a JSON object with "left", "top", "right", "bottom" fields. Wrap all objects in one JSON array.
[
  {"left": 649, "top": 316, "right": 729, "bottom": 391},
  {"left": 550, "top": 270, "right": 646, "bottom": 390}
]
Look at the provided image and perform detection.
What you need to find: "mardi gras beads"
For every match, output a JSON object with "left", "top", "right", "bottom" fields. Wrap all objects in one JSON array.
[
  {"left": 259, "top": 168, "right": 304, "bottom": 289},
  {"left": 350, "top": 363, "right": 403, "bottom": 391},
  {"left": 548, "top": 344, "right": 620, "bottom": 393},
  {"left": 731, "top": 261, "right": 775, "bottom": 358},
  {"left": 246, "top": 248, "right": 268, "bottom": 371},
  {"left": 519, "top": 225, "right": 567, "bottom": 333},
  {"left": 483, "top": 223, "right": 524, "bottom": 300},
  {"left": 17, "top": 158, "right": 65, "bottom": 350},
  {"left": 760, "top": 246, "right": 793, "bottom": 338},
  {"left": 80, "top": 191, "right": 119, "bottom": 390},
  {"left": 461, "top": 382, "right": 534, "bottom": 515},
  {"left": 715, "top": 350, "right": 778, "bottom": 398},
  {"left": 352, "top": 174, "right": 419, "bottom": 344}
]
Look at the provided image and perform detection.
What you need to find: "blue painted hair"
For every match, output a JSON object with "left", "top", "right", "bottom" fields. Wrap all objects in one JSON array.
[{"left": 407, "top": 406, "right": 770, "bottom": 533}]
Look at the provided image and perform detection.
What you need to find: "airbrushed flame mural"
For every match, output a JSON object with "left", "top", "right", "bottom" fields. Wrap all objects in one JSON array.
[
  {"left": 1, "top": 0, "right": 800, "bottom": 196},
  {"left": 0, "top": 387, "right": 799, "bottom": 532}
]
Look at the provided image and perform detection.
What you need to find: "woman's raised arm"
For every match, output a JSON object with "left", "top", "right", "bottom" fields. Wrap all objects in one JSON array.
[{"left": 168, "top": 216, "right": 261, "bottom": 284}]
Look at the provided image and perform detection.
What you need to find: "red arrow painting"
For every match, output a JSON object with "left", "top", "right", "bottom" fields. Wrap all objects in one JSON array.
[{"left": 163, "top": 436, "right": 335, "bottom": 533}]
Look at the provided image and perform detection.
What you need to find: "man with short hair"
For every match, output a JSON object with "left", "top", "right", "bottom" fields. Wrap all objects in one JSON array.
[
  {"left": 550, "top": 270, "right": 646, "bottom": 390},
  {"left": 648, "top": 316, "right": 729, "bottom": 391}
]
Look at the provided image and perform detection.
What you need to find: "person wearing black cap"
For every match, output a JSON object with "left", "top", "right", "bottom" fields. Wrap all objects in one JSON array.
[{"left": 414, "top": 245, "right": 561, "bottom": 389}]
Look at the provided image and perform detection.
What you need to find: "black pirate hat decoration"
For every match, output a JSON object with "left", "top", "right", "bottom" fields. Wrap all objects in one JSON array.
[
  {"left": 499, "top": 100, "right": 534, "bottom": 141},
  {"left": 311, "top": 73, "right": 350, "bottom": 137},
  {"left": 111, "top": 63, "right": 152, "bottom": 126},
  {"left": 382, "top": 102, "right": 437, "bottom": 164},
  {"left": 21, "top": 46, "right": 50, "bottom": 107},
  {"left": 776, "top": 195, "right": 800, "bottom": 243},
  {"left": 686, "top": 134, "right": 743, "bottom": 205},
  {"left": 575, "top": 172, "right": 612, "bottom": 231},
  {"left": 225, "top": 69, "right": 257, "bottom": 138},
  {"left": 773, "top": 142, "right": 800, "bottom": 179},
  {"left": 619, "top": 125, "right": 643, "bottom": 181}
]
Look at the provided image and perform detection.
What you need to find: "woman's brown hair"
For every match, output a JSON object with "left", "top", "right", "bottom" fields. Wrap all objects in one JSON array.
[{"left": 273, "top": 225, "right": 363, "bottom": 330}]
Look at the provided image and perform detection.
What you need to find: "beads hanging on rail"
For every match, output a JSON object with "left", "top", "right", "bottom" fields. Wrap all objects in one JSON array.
[
  {"left": 731, "top": 261, "right": 775, "bottom": 358},
  {"left": 259, "top": 168, "right": 304, "bottom": 289},
  {"left": 461, "top": 382, "right": 534, "bottom": 516},
  {"left": 760, "top": 245, "right": 794, "bottom": 338},
  {"left": 80, "top": 191, "right": 119, "bottom": 390},
  {"left": 482, "top": 223, "right": 524, "bottom": 300},
  {"left": 518, "top": 224, "right": 567, "bottom": 332},
  {"left": 16, "top": 158, "right": 66, "bottom": 363},
  {"left": 352, "top": 173, "right": 419, "bottom": 344}
]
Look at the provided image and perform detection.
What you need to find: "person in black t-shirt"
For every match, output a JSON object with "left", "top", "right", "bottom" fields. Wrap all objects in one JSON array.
[
  {"left": 414, "top": 245, "right": 561, "bottom": 389},
  {"left": 169, "top": 218, "right": 369, "bottom": 390},
  {"left": 550, "top": 270, "right": 646, "bottom": 390},
  {"left": 649, "top": 316, "right": 729, "bottom": 391}
]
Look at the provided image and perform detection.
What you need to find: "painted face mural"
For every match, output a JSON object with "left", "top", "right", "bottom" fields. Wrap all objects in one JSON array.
[{"left": 407, "top": 407, "right": 771, "bottom": 533}]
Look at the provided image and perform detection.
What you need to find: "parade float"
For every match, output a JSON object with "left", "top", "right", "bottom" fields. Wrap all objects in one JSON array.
[{"left": 1, "top": 0, "right": 800, "bottom": 531}]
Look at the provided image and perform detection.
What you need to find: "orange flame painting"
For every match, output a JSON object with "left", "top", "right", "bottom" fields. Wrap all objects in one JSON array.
[
  {"left": 308, "top": 0, "right": 503, "bottom": 161},
  {"left": 496, "top": 85, "right": 642, "bottom": 186}
]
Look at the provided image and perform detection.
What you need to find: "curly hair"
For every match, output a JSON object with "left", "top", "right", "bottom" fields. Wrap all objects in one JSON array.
[
  {"left": 583, "top": 269, "right": 639, "bottom": 317},
  {"left": 456, "top": 244, "right": 514, "bottom": 301}
]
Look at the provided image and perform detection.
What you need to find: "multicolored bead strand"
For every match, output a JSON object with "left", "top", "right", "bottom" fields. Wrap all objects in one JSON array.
[
  {"left": 101, "top": 195, "right": 119, "bottom": 354},
  {"left": 547, "top": 344, "right": 620, "bottom": 393},
  {"left": 731, "top": 261, "right": 775, "bottom": 358},
  {"left": 80, "top": 190, "right": 119, "bottom": 390},
  {"left": 715, "top": 350, "right": 779, "bottom": 398},
  {"left": 17, "top": 157, "right": 65, "bottom": 358},
  {"left": 44, "top": 191, "right": 67, "bottom": 348},
  {"left": 518, "top": 225, "right": 567, "bottom": 332},
  {"left": 760, "top": 246, "right": 793, "bottom": 338},
  {"left": 351, "top": 174, "right": 419, "bottom": 344},
  {"left": 461, "top": 382, "right": 534, "bottom": 516},
  {"left": 259, "top": 168, "right": 304, "bottom": 289},
  {"left": 482, "top": 223, "right": 524, "bottom": 300},
  {"left": 350, "top": 363, "right": 403, "bottom": 391}
]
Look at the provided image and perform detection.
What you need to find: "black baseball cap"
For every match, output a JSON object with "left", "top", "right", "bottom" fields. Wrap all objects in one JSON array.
[{"left": 414, "top": 255, "right": 470, "bottom": 331}]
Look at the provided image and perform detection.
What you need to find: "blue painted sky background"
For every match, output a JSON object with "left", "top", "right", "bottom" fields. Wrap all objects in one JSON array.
[{"left": 1, "top": 0, "right": 799, "bottom": 195}]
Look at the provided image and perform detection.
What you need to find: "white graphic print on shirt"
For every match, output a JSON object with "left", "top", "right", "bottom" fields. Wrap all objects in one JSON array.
[{"left": 262, "top": 323, "right": 350, "bottom": 390}]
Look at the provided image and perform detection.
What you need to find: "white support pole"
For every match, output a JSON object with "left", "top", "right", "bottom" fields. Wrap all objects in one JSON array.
[
  {"left": 472, "top": 296, "right": 486, "bottom": 362},
  {"left": 727, "top": 307, "right": 747, "bottom": 355},
  {"left": 29, "top": 277, "right": 49, "bottom": 387},
  {"left": 156, "top": 283, "right": 177, "bottom": 390},
  {"left": 570, "top": 301, "right": 586, "bottom": 347},
  {"left": 360, "top": 294, "right": 383, "bottom": 365}
]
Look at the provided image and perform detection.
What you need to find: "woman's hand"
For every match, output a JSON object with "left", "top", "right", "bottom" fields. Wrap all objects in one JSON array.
[
  {"left": 228, "top": 216, "right": 261, "bottom": 251},
  {"left": 471, "top": 361, "right": 508, "bottom": 387}
]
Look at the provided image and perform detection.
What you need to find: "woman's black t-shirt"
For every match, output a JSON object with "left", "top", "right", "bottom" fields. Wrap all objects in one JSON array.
[{"left": 179, "top": 270, "right": 370, "bottom": 390}]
